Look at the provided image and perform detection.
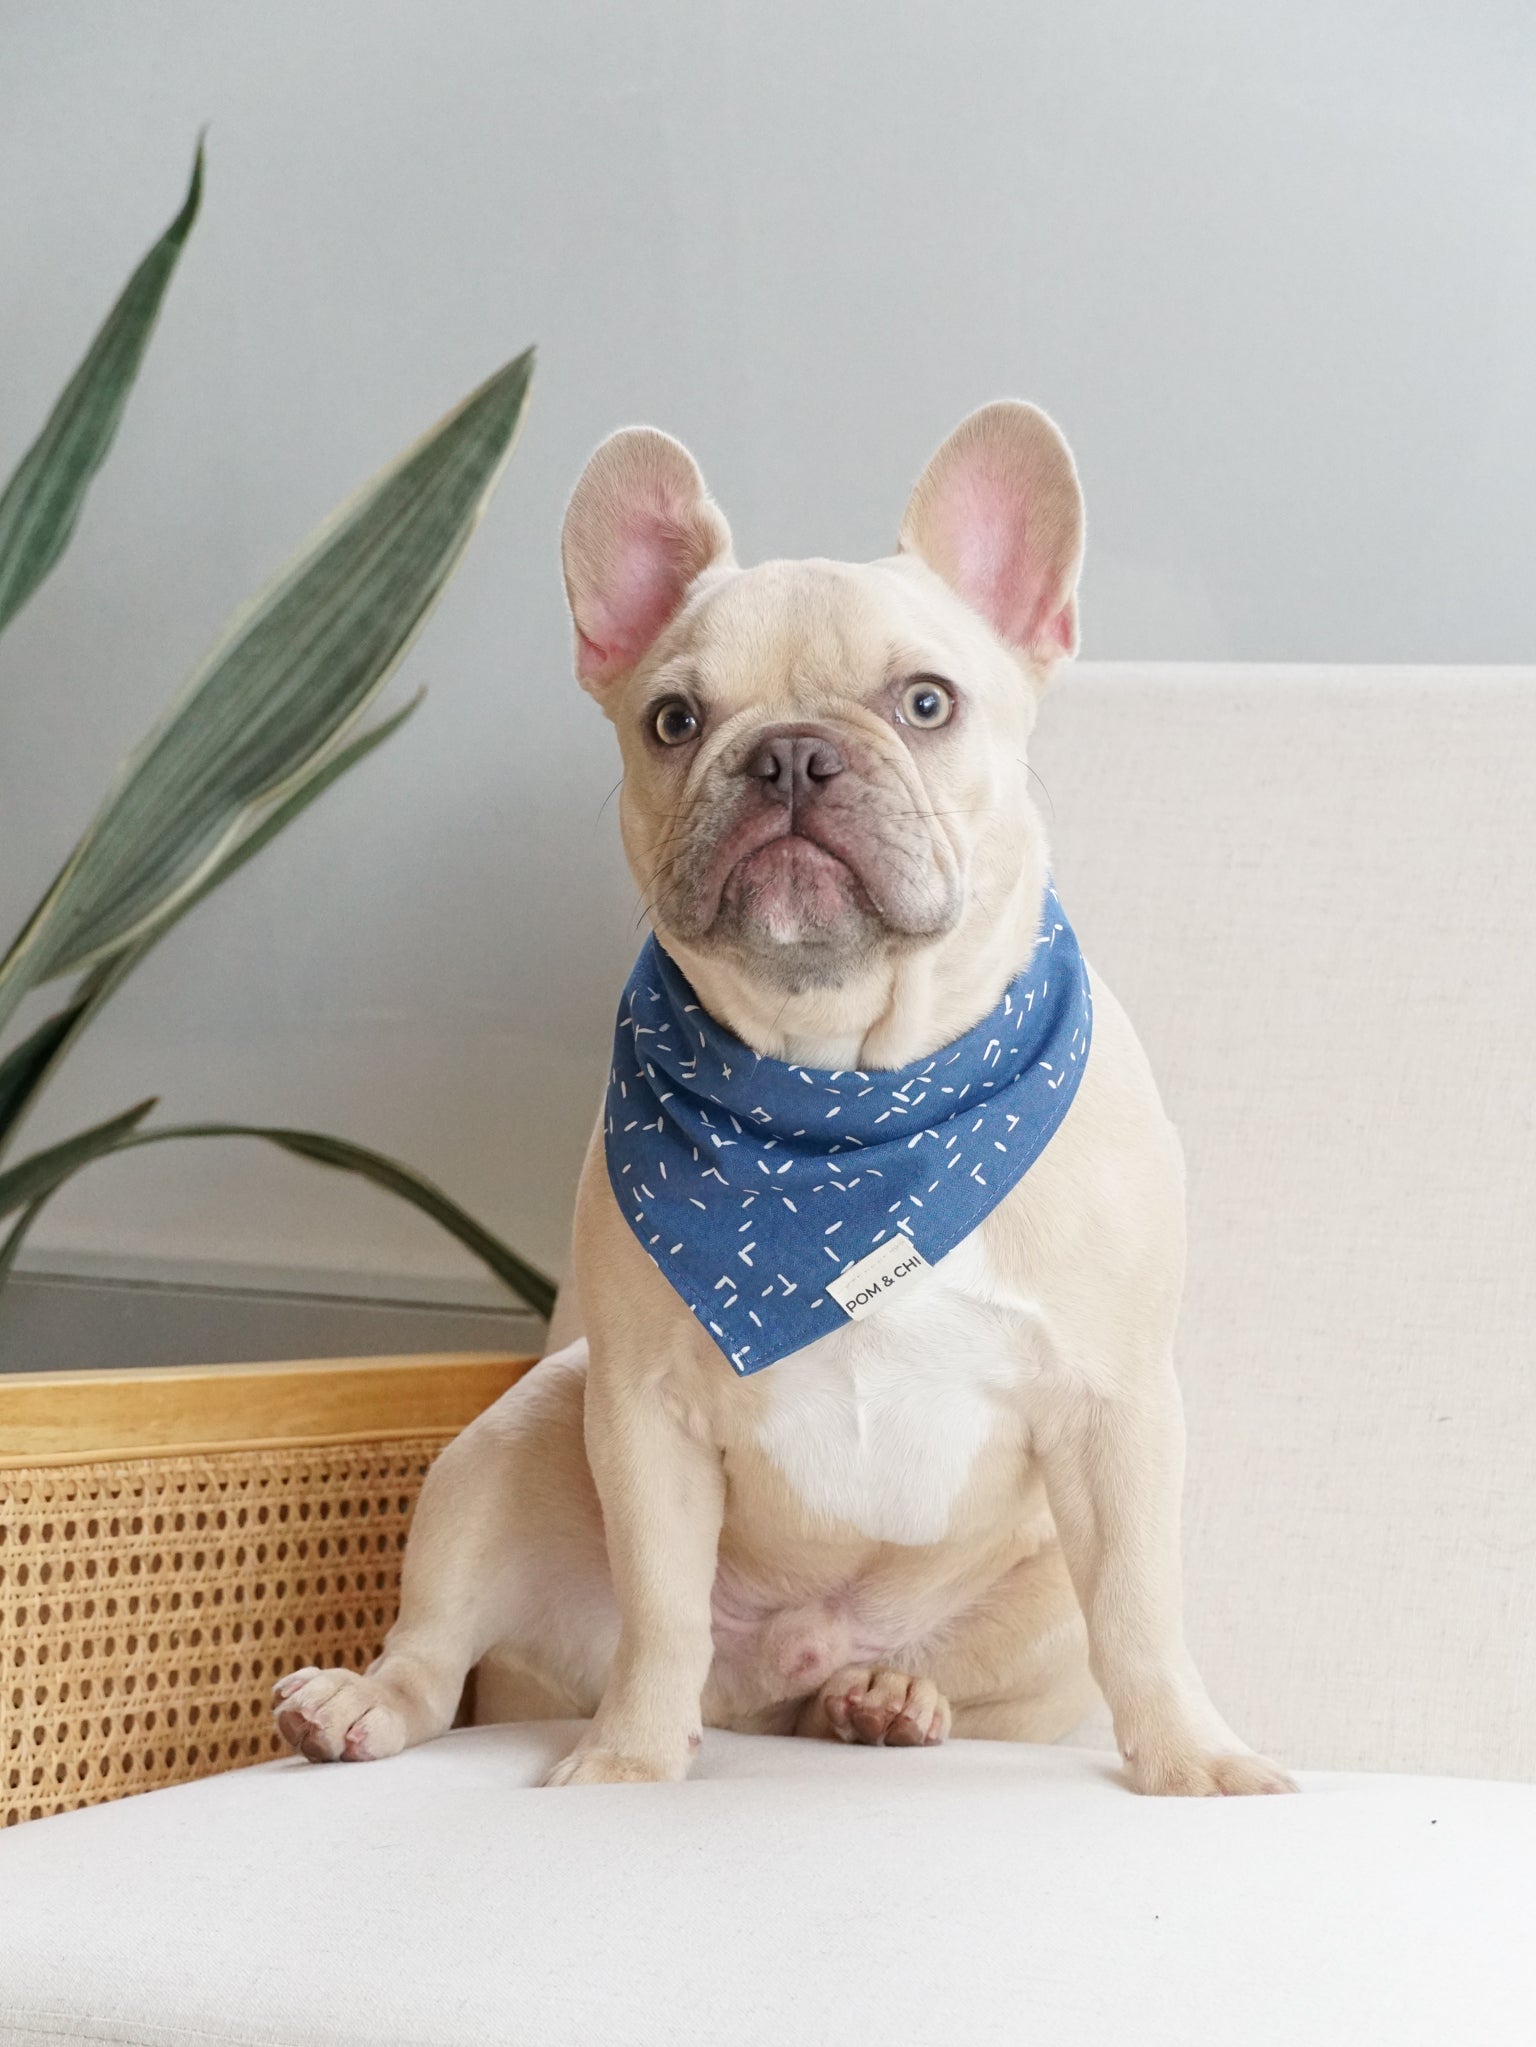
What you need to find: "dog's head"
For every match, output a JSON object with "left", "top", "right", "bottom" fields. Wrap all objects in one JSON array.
[{"left": 561, "top": 403, "right": 1084, "bottom": 999}]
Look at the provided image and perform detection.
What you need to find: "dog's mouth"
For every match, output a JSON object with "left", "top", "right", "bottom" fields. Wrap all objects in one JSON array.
[
  {"left": 678, "top": 793, "right": 888, "bottom": 941},
  {"left": 719, "top": 830, "right": 874, "bottom": 941},
  {"left": 644, "top": 747, "right": 965, "bottom": 986}
]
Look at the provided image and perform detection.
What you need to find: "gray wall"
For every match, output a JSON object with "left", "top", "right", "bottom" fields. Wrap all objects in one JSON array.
[{"left": 1, "top": 2, "right": 1531, "bottom": 1292}]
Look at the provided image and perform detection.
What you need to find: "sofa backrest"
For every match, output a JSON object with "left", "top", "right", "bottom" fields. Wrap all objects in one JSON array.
[{"left": 1032, "top": 664, "right": 1535, "bottom": 1781}]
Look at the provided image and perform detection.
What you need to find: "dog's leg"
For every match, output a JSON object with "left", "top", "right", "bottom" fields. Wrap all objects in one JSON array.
[
  {"left": 797, "top": 1541, "right": 1096, "bottom": 1748},
  {"left": 1036, "top": 1362, "right": 1296, "bottom": 1795},
  {"left": 544, "top": 1348, "right": 725, "bottom": 1787},
  {"left": 272, "top": 1422, "right": 504, "bottom": 1763},
  {"left": 796, "top": 1666, "right": 952, "bottom": 1745},
  {"left": 274, "top": 1343, "right": 612, "bottom": 1763}
]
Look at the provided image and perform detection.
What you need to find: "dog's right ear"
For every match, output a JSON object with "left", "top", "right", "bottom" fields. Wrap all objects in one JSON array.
[{"left": 560, "top": 429, "right": 734, "bottom": 693}]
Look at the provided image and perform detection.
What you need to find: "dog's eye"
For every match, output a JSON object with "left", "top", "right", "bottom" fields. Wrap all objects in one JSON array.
[
  {"left": 652, "top": 698, "right": 701, "bottom": 747},
  {"left": 897, "top": 677, "right": 955, "bottom": 730}
]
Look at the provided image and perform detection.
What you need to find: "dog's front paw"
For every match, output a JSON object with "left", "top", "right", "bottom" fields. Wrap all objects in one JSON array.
[
  {"left": 543, "top": 1744, "right": 681, "bottom": 1787},
  {"left": 272, "top": 1665, "right": 407, "bottom": 1764},
  {"left": 1126, "top": 1746, "right": 1297, "bottom": 1797},
  {"left": 803, "top": 1665, "right": 951, "bottom": 1747}
]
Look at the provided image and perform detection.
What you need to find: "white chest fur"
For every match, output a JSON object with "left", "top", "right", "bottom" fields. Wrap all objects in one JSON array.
[{"left": 752, "top": 1233, "right": 1044, "bottom": 1545}]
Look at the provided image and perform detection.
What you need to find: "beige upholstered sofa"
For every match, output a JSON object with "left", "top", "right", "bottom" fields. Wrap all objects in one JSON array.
[{"left": 2, "top": 664, "right": 1532, "bottom": 2043}]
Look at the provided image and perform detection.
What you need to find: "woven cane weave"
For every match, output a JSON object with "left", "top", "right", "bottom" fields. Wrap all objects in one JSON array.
[{"left": 1, "top": 1436, "right": 449, "bottom": 1827}]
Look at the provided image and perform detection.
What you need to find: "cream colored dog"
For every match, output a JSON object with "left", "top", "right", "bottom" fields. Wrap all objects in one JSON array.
[{"left": 274, "top": 402, "right": 1293, "bottom": 1796}]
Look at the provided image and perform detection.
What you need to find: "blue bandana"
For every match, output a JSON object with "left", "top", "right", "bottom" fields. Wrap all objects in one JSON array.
[{"left": 605, "top": 882, "right": 1092, "bottom": 1376}]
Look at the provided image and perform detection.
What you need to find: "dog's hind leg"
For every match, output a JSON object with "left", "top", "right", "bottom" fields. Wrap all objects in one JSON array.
[
  {"left": 273, "top": 1341, "right": 616, "bottom": 1762},
  {"left": 796, "top": 1541, "right": 1096, "bottom": 1750}
]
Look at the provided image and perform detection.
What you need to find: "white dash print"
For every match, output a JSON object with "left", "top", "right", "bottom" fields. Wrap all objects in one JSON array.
[{"left": 603, "top": 879, "right": 1092, "bottom": 1375}]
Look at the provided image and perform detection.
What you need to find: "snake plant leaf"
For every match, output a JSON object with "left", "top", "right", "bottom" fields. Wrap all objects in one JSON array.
[
  {"left": 0, "top": 1200, "right": 40, "bottom": 1285},
  {"left": 0, "top": 976, "right": 104, "bottom": 1158},
  {"left": 0, "top": 1114, "right": 556, "bottom": 1318},
  {"left": 0, "top": 1098, "right": 158, "bottom": 1222},
  {"left": 0, "top": 693, "right": 422, "bottom": 1167},
  {"left": 159, "top": 1124, "right": 558, "bottom": 1317},
  {"left": 159, "top": 687, "right": 426, "bottom": 929},
  {"left": 0, "top": 142, "right": 203, "bottom": 639},
  {"left": 0, "top": 344, "right": 533, "bottom": 1030}
]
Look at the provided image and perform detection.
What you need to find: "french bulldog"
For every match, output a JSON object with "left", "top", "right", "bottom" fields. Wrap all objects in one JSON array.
[{"left": 274, "top": 402, "right": 1294, "bottom": 1796}]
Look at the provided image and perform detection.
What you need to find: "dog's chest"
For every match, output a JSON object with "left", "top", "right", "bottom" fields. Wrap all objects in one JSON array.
[{"left": 749, "top": 1234, "right": 1044, "bottom": 1545}]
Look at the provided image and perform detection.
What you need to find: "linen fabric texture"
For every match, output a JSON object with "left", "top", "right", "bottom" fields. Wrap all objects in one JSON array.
[{"left": 2, "top": 1725, "right": 1531, "bottom": 2047}]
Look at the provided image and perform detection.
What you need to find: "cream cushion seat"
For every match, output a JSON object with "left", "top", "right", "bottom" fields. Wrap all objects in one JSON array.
[{"left": 1, "top": 1722, "right": 1533, "bottom": 2046}]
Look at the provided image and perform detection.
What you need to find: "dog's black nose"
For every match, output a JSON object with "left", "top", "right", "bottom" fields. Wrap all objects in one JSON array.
[{"left": 742, "top": 729, "right": 846, "bottom": 804}]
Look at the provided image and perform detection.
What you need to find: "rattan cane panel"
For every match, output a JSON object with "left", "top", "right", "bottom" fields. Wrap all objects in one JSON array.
[{"left": 1, "top": 1436, "right": 449, "bottom": 1826}]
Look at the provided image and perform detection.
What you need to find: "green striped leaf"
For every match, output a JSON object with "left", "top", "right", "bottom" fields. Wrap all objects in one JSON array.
[
  {"left": 0, "top": 142, "right": 203, "bottom": 638},
  {"left": 0, "top": 693, "right": 422, "bottom": 1166},
  {"left": 0, "top": 985, "right": 98, "bottom": 1153},
  {"left": 162, "top": 1124, "right": 559, "bottom": 1318},
  {"left": 157, "top": 687, "right": 426, "bottom": 927},
  {"left": 0, "top": 1196, "right": 49, "bottom": 1286},
  {"left": 0, "top": 1099, "right": 158, "bottom": 1221},
  {"left": 0, "top": 344, "right": 534, "bottom": 1034},
  {"left": 0, "top": 1114, "right": 556, "bottom": 1318}
]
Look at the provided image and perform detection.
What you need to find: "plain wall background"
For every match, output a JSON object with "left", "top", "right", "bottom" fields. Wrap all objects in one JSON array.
[{"left": 1, "top": 1, "right": 1532, "bottom": 1291}]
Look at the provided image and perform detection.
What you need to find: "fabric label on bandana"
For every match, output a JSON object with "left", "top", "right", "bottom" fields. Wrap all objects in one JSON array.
[
  {"left": 824, "top": 1232, "right": 930, "bottom": 1320},
  {"left": 605, "top": 879, "right": 1092, "bottom": 1376}
]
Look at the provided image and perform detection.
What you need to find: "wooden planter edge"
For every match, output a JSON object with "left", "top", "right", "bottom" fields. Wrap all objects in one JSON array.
[{"left": 0, "top": 1352, "right": 539, "bottom": 1468}]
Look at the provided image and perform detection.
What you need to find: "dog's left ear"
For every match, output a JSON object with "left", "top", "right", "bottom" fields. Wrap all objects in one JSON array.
[{"left": 899, "top": 402, "right": 1084, "bottom": 667}]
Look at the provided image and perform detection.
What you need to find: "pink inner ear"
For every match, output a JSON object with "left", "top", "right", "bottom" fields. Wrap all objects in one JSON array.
[
  {"left": 942, "top": 464, "right": 1062, "bottom": 653},
  {"left": 576, "top": 506, "right": 694, "bottom": 685}
]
